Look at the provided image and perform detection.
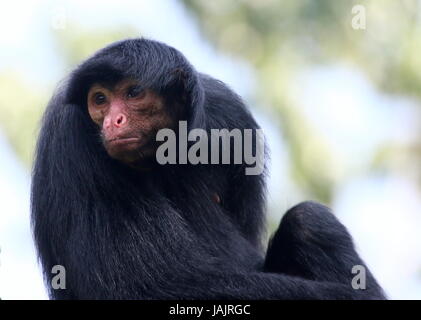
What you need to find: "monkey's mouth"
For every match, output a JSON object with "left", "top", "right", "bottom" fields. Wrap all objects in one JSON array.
[
  {"left": 108, "top": 137, "right": 142, "bottom": 145},
  {"left": 104, "top": 137, "right": 144, "bottom": 162}
]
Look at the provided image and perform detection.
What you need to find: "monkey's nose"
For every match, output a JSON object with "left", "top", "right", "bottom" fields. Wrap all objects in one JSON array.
[{"left": 113, "top": 114, "right": 127, "bottom": 127}]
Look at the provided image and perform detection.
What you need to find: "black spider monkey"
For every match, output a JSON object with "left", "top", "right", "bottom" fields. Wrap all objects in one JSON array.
[{"left": 31, "top": 38, "right": 385, "bottom": 299}]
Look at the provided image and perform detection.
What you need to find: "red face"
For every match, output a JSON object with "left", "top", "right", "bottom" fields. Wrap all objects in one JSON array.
[{"left": 87, "top": 79, "right": 174, "bottom": 165}]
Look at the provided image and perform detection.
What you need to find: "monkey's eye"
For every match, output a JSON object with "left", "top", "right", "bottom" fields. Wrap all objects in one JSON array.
[
  {"left": 94, "top": 93, "right": 107, "bottom": 105},
  {"left": 127, "top": 85, "right": 144, "bottom": 99}
]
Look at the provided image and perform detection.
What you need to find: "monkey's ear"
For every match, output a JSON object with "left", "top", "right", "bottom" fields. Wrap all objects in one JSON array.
[{"left": 166, "top": 67, "right": 205, "bottom": 131}]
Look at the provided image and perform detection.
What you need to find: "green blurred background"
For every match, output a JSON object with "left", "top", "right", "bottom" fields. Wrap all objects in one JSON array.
[{"left": 0, "top": 0, "right": 420, "bottom": 299}]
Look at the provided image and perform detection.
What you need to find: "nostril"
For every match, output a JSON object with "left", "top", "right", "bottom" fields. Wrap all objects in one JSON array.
[{"left": 114, "top": 114, "right": 126, "bottom": 127}]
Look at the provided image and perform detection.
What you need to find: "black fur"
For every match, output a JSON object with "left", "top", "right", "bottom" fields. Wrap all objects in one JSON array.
[{"left": 31, "top": 38, "right": 385, "bottom": 299}]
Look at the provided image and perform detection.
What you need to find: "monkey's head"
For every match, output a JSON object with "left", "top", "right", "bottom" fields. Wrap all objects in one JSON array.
[
  {"left": 66, "top": 38, "right": 205, "bottom": 166},
  {"left": 87, "top": 79, "right": 172, "bottom": 164}
]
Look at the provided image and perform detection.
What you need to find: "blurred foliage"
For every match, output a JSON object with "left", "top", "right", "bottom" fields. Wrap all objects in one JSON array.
[
  {"left": 0, "top": 74, "right": 45, "bottom": 165},
  {"left": 182, "top": 0, "right": 421, "bottom": 202}
]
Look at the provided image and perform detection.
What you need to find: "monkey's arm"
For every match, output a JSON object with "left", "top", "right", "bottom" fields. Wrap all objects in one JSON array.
[{"left": 264, "top": 201, "right": 386, "bottom": 299}]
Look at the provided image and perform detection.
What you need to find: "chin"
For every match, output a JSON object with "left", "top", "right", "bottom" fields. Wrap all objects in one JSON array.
[{"left": 107, "top": 147, "right": 156, "bottom": 166}]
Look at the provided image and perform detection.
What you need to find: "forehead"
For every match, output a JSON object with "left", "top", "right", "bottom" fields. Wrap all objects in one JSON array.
[{"left": 88, "top": 78, "right": 139, "bottom": 93}]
